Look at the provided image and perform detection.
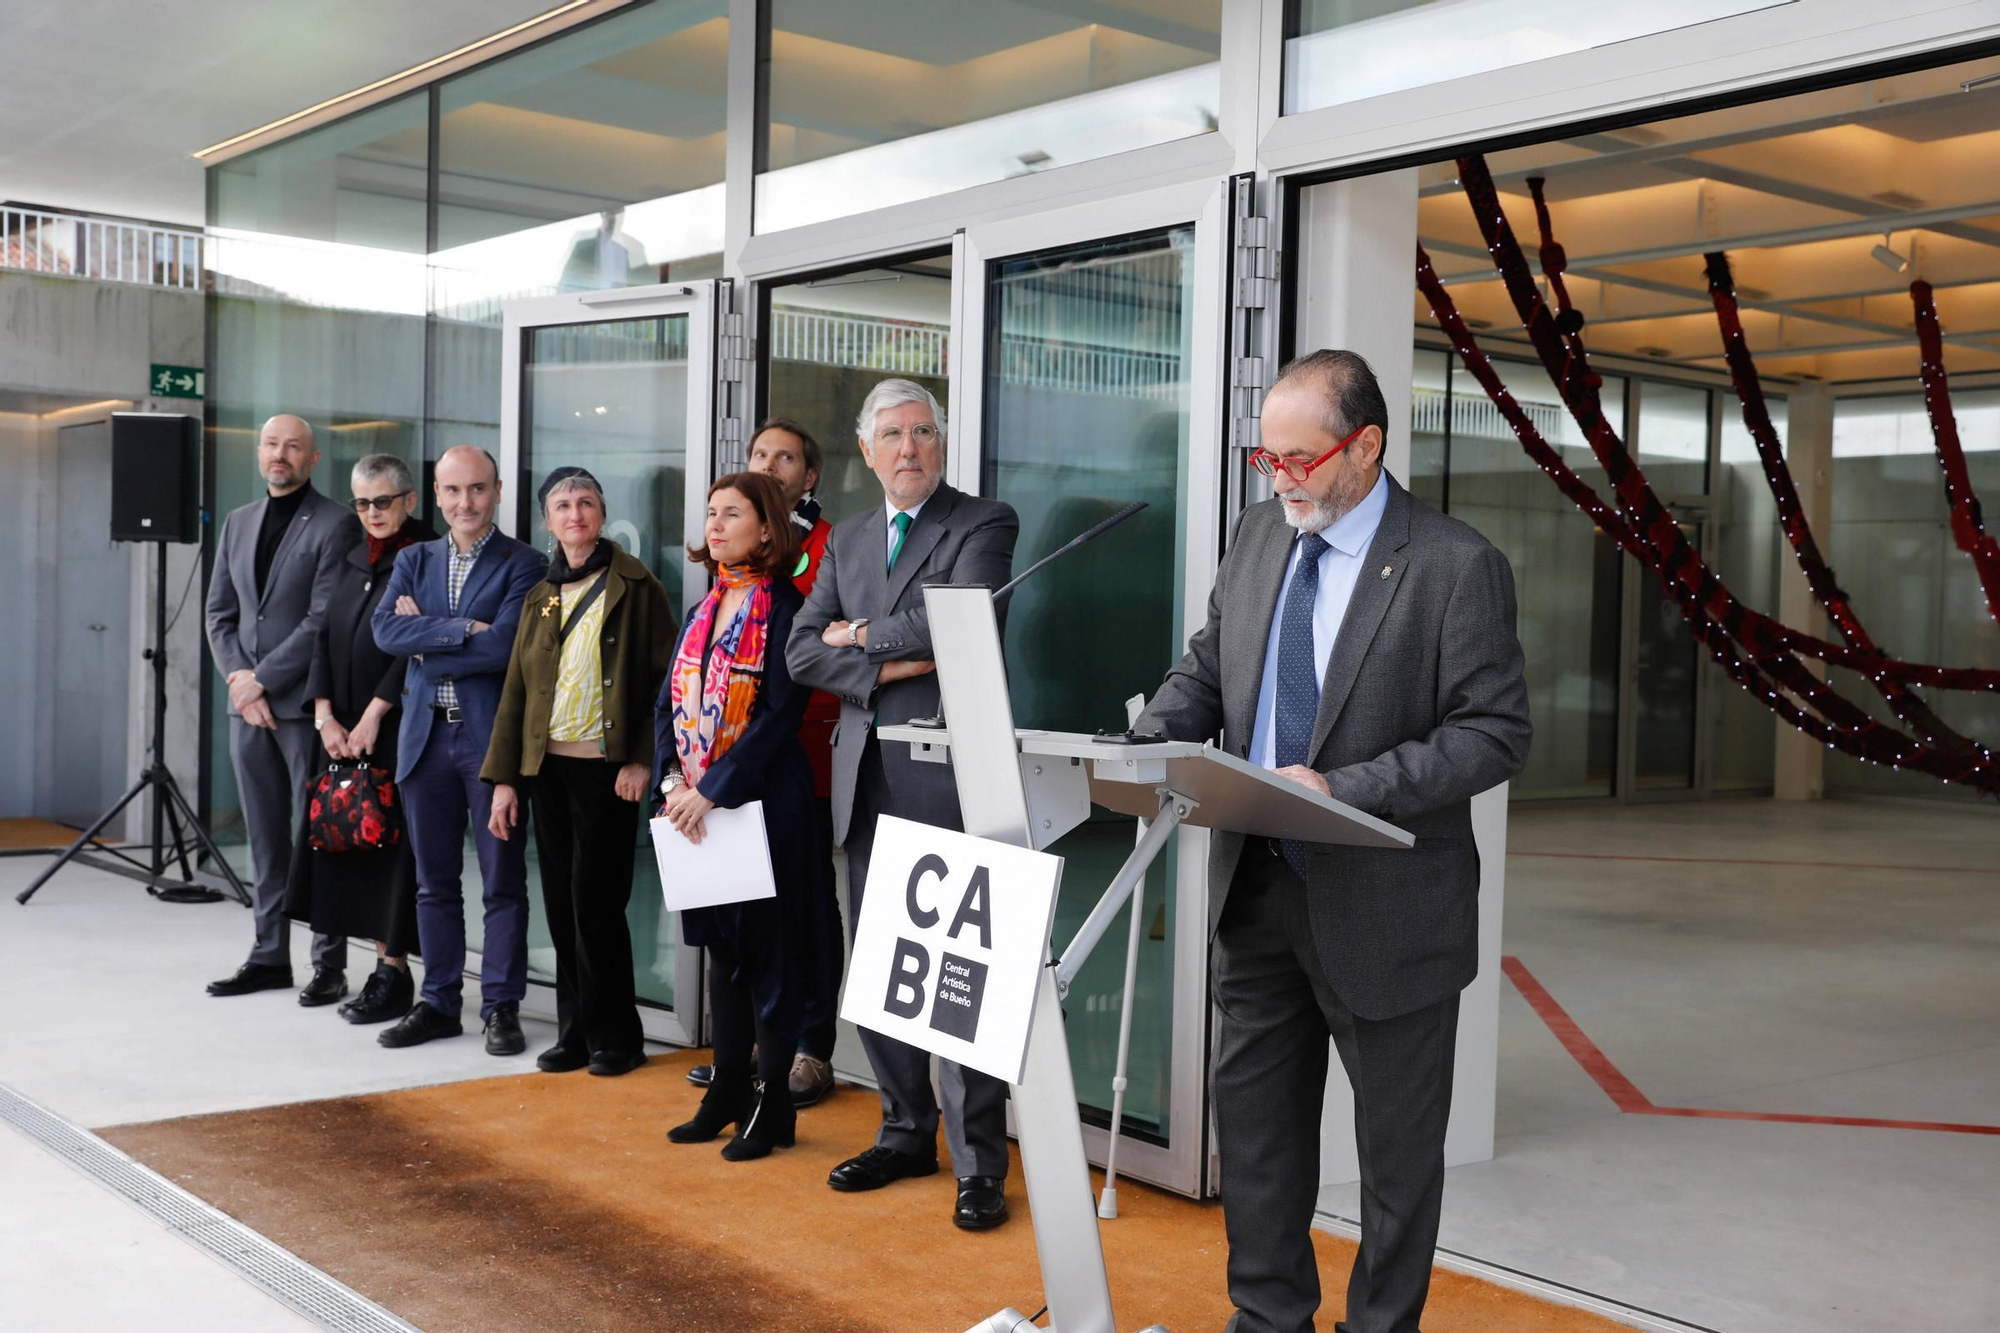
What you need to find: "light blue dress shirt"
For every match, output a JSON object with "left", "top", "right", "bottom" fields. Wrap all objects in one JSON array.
[{"left": 1249, "top": 470, "right": 1390, "bottom": 769}]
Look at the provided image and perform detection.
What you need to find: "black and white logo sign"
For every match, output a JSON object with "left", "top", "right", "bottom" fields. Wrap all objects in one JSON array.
[{"left": 841, "top": 815, "right": 1063, "bottom": 1084}]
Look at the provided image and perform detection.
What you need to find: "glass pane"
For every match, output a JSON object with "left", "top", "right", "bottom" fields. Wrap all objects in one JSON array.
[
  {"left": 761, "top": 256, "right": 954, "bottom": 526},
  {"left": 758, "top": 1, "right": 1222, "bottom": 232},
  {"left": 1636, "top": 382, "right": 1710, "bottom": 495},
  {"left": 1711, "top": 397, "right": 1783, "bottom": 790},
  {"left": 1633, "top": 522, "right": 1700, "bottom": 791},
  {"left": 1409, "top": 346, "right": 1450, "bottom": 510},
  {"left": 1284, "top": 0, "right": 1784, "bottom": 115},
  {"left": 1825, "top": 393, "right": 2000, "bottom": 802},
  {"left": 982, "top": 227, "right": 1195, "bottom": 1137},
  {"left": 211, "top": 94, "right": 429, "bottom": 252},
  {"left": 506, "top": 314, "right": 693, "bottom": 1006},
  {"left": 1444, "top": 357, "right": 1622, "bottom": 797}
]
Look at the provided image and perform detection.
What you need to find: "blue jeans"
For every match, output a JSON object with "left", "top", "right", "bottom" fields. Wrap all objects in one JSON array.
[{"left": 402, "top": 718, "right": 529, "bottom": 1020}]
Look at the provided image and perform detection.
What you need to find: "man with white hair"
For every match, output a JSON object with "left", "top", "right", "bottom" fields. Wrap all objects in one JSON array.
[
  {"left": 787, "top": 378, "right": 1020, "bottom": 1231},
  {"left": 204, "top": 414, "right": 361, "bottom": 1002}
]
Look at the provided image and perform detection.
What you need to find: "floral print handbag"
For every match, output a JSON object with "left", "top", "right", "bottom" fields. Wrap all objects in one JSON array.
[{"left": 307, "top": 762, "right": 403, "bottom": 852}]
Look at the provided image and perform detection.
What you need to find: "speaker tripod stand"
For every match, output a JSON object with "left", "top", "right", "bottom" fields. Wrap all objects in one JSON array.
[{"left": 17, "top": 542, "right": 250, "bottom": 908}]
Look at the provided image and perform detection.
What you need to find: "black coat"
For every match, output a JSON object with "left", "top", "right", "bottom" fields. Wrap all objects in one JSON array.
[
  {"left": 654, "top": 579, "right": 833, "bottom": 1029},
  {"left": 306, "top": 520, "right": 439, "bottom": 738}
]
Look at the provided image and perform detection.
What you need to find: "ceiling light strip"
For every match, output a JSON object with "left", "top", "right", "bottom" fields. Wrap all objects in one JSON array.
[{"left": 191, "top": 0, "right": 631, "bottom": 165}]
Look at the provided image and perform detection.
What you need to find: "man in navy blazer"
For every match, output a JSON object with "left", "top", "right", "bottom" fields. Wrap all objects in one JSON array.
[{"left": 370, "top": 445, "right": 545, "bottom": 1056}]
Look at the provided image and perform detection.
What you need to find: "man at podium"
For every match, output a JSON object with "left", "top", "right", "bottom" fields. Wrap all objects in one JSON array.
[{"left": 1138, "top": 350, "right": 1530, "bottom": 1333}]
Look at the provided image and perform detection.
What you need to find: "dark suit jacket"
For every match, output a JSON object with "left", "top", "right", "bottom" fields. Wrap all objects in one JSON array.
[
  {"left": 205, "top": 486, "right": 360, "bottom": 720},
  {"left": 305, "top": 524, "right": 438, "bottom": 730},
  {"left": 785, "top": 483, "right": 1019, "bottom": 845},
  {"left": 369, "top": 530, "right": 545, "bottom": 784},
  {"left": 1138, "top": 475, "right": 1531, "bottom": 1020}
]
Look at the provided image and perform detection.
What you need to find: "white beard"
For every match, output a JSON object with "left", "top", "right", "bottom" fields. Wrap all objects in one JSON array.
[{"left": 1278, "top": 489, "right": 1338, "bottom": 533}]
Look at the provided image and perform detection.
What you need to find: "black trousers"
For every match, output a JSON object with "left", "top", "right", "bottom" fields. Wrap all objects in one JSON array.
[
  {"left": 1212, "top": 849, "right": 1459, "bottom": 1333},
  {"left": 707, "top": 938, "right": 798, "bottom": 1090},
  {"left": 529, "top": 754, "right": 643, "bottom": 1056},
  {"left": 795, "top": 795, "right": 843, "bottom": 1061}
]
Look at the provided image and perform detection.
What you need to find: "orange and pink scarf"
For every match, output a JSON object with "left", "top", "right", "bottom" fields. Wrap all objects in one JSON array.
[{"left": 669, "top": 565, "right": 772, "bottom": 784}]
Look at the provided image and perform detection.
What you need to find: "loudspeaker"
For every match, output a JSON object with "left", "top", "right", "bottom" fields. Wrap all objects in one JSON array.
[{"left": 111, "top": 412, "right": 199, "bottom": 543}]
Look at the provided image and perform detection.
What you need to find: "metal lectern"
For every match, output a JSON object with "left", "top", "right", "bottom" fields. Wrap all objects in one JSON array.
[{"left": 879, "top": 584, "right": 1412, "bottom": 1333}]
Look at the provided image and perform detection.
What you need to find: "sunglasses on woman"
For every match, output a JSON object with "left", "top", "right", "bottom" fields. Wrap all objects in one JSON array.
[
  {"left": 353, "top": 491, "right": 412, "bottom": 513},
  {"left": 1247, "top": 422, "right": 1369, "bottom": 486}
]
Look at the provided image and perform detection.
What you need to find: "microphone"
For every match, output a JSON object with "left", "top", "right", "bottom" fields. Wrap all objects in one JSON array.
[{"left": 989, "top": 500, "right": 1148, "bottom": 609}]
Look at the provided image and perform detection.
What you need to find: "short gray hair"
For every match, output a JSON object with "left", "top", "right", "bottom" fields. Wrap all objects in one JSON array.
[
  {"left": 351, "top": 453, "right": 415, "bottom": 495},
  {"left": 855, "top": 378, "right": 947, "bottom": 443},
  {"left": 540, "top": 470, "right": 606, "bottom": 515}
]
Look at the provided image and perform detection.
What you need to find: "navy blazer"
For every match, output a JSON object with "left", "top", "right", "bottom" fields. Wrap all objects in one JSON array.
[{"left": 370, "top": 530, "right": 546, "bottom": 783}]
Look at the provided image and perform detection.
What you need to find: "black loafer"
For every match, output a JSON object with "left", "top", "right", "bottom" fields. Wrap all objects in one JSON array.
[
  {"left": 588, "top": 1050, "right": 648, "bottom": 1076},
  {"left": 953, "top": 1176, "right": 1010, "bottom": 1230},
  {"left": 378, "top": 1001, "right": 463, "bottom": 1048},
  {"left": 484, "top": 1004, "right": 525, "bottom": 1056},
  {"left": 536, "top": 1042, "right": 590, "bottom": 1073},
  {"left": 206, "top": 962, "right": 293, "bottom": 997},
  {"left": 298, "top": 966, "right": 347, "bottom": 1007},
  {"left": 828, "top": 1144, "right": 939, "bottom": 1192}
]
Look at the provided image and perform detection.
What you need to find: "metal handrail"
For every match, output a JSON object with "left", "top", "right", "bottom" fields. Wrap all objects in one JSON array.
[{"left": 0, "top": 204, "right": 202, "bottom": 290}]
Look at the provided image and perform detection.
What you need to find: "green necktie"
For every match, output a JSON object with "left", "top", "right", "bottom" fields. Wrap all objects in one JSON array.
[{"left": 887, "top": 510, "right": 913, "bottom": 571}]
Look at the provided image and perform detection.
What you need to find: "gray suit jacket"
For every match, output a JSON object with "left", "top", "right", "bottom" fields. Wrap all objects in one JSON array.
[
  {"left": 786, "top": 484, "right": 1019, "bottom": 846},
  {"left": 1138, "top": 475, "right": 1530, "bottom": 1020},
  {"left": 205, "top": 486, "right": 360, "bottom": 722}
]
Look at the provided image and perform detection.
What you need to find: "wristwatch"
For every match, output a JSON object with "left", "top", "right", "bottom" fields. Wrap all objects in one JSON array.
[
  {"left": 848, "top": 618, "right": 870, "bottom": 648},
  {"left": 314, "top": 715, "right": 331, "bottom": 732},
  {"left": 660, "top": 771, "right": 684, "bottom": 795}
]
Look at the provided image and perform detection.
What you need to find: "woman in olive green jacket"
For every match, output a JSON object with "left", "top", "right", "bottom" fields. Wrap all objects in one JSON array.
[{"left": 482, "top": 467, "right": 678, "bottom": 1076}]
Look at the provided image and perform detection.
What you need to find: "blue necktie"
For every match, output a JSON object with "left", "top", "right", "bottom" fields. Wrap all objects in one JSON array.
[{"left": 1274, "top": 533, "right": 1329, "bottom": 879}]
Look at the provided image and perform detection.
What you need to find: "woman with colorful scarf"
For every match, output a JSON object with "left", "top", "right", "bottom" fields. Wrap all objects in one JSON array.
[{"left": 656, "top": 471, "right": 832, "bottom": 1161}]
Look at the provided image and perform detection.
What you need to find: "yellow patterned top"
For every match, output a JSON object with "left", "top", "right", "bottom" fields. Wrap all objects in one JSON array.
[{"left": 547, "top": 574, "right": 610, "bottom": 746}]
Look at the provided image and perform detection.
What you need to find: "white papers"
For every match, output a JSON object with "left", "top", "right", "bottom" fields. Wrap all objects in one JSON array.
[{"left": 650, "top": 801, "right": 777, "bottom": 911}]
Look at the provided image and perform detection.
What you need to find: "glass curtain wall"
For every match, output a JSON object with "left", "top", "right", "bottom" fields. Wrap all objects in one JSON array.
[
  {"left": 204, "top": 93, "right": 432, "bottom": 863},
  {"left": 758, "top": 1, "right": 1223, "bottom": 232},
  {"left": 1826, "top": 392, "right": 2000, "bottom": 802},
  {"left": 1283, "top": 1, "right": 1785, "bottom": 114},
  {"left": 982, "top": 227, "right": 1195, "bottom": 1137},
  {"left": 1712, "top": 401, "right": 1784, "bottom": 791},
  {"left": 759, "top": 258, "right": 954, "bottom": 527}
]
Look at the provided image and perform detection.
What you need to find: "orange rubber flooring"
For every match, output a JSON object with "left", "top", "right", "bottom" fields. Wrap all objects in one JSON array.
[{"left": 103, "top": 1047, "right": 1629, "bottom": 1333}]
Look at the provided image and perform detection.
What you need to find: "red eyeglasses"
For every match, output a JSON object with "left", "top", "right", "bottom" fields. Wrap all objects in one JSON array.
[{"left": 1248, "top": 422, "right": 1369, "bottom": 486}]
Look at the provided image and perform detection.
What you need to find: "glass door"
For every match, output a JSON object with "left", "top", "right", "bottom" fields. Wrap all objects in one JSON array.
[
  {"left": 957, "top": 181, "right": 1229, "bottom": 1198},
  {"left": 499, "top": 283, "right": 718, "bottom": 1045}
]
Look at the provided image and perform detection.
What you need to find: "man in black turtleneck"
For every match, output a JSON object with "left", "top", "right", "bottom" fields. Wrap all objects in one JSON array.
[{"left": 205, "top": 414, "right": 361, "bottom": 1004}]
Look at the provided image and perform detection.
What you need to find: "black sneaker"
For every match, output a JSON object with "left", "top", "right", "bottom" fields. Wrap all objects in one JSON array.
[
  {"left": 378, "top": 1002, "right": 463, "bottom": 1048},
  {"left": 342, "top": 963, "right": 414, "bottom": 1026},
  {"left": 484, "top": 1004, "right": 526, "bottom": 1056}
]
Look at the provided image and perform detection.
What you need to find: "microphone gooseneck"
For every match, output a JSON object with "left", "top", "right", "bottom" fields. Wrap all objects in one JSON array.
[{"left": 990, "top": 500, "right": 1149, "bottom": 609}]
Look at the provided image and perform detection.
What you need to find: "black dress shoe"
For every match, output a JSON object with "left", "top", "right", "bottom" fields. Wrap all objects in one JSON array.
[
  {"left": 827, "top": 1144, "right": 939, "bottom": 1192},
  {"left": 484, "top": 1005, "right": 526, "bottom": 1056},
  {"left": 952, "top": 1176, "right": 1009, "bottom": 1230},
  {"left": 298, "top": 966, "right": 347, "bottom": 1007},
  {"left": 342, "top": 963, "right": 414, "bottom": 1025},
  {"left": 378, "top": 1002, "right": 463, "bottom": 1048},
  {"left": 206, "top": 962, "right": 293, "bottom": 997},
  {"left": 685, "top": 1062, "right": 714, "bottom": 1088},
  {"left": 536, "top": 1042, "right": 590, "bottom": 1073},
  {"left": 589, "top": 1049, "right": 648, "bottom": 1076}
]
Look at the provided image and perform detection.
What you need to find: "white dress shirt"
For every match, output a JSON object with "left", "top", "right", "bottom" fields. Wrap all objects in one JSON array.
[
  {"left": 1249, "top": 470, "right": 1390, "bottom": 769},
  {"left": 885, "top": 495, "right": 928, "bottom": 565}
]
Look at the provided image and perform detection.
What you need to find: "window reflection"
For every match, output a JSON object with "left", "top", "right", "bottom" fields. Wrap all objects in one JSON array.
[{"left": 759, "top": 1, "right": 1221, "bottom": 232}]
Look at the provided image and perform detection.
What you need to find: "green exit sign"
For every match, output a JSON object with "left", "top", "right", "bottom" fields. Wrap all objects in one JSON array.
[{"left": 150, "top": 364, "right": 204, "bottom": 399}]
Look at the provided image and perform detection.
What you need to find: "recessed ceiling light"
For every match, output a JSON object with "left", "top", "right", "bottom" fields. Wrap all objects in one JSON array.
[{"left": 1636, "top": 345, "right": 1673, "bottom": 359}]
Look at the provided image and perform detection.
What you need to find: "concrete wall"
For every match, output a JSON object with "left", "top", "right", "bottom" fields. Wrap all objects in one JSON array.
[{"left": 0, "top": 270, "right": 204, "bottom": 836}]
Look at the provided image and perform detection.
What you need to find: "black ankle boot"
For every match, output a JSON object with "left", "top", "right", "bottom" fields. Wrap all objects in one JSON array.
[
  {"left": 722, "top": 1085, "right": 797, "bottom": 1161},
  {"left": 668, "top": 1064, "right": 753, "bottom": 1143},
  {"left": 344, "top": 962, "right": 414, "bottom": 1026}
]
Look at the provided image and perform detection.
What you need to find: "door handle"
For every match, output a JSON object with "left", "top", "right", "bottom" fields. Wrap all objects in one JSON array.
[{"left": 88, "top": 624, "right": 107, "bottom": 632}]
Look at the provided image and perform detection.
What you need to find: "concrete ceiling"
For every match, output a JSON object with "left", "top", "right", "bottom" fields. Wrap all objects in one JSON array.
[{"left": 0, "top": 0, "right": 554, "bottom": 226}]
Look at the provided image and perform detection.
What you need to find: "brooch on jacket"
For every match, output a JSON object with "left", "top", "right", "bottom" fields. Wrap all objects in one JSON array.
[{"left": 541, "top": 594, "right": 561, "bottom": 618}]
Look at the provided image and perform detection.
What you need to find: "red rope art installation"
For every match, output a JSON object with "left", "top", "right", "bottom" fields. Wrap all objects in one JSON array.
[
  {"left": 1415, "top": 153, "right": 1999, "bottom": 793},
  {"left": 1910, "top": 280, "right": 2000, "bottom": 625}
]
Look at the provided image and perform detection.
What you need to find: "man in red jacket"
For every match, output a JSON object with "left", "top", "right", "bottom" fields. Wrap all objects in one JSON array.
[{"left": 684, "top": 417, "right": 843, "bottom": 1106}]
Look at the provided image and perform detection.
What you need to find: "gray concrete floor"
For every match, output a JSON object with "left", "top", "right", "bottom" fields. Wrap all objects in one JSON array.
[{"left": 1320, "top": 797, "right": 2000, "bottom": 1333}]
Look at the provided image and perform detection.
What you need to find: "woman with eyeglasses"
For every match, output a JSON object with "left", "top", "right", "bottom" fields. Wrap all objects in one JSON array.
[{"left": 284, "top": 454, "right": 435, "bottom": 1024}]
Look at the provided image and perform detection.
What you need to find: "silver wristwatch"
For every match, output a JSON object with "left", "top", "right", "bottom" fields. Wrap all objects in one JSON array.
[
  {"left": 660, "top": 770, "right": 684, "bottom": 795},
  {"left": 848, "top": 617, "right": 870, "bottom": 648}
]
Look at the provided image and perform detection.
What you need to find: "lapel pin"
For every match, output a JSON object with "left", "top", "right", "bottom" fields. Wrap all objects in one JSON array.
[{"left": 1379, "top": 565, "right": 1394, "bottom": 580}]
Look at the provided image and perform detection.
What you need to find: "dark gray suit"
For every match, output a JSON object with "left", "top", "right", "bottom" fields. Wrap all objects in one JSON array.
[
  {"left": 1140, "top": 475, "right": 1530, "bottom": 1333},
  {"left": 786, "top": 483, "right": 1019, "bottom": 1176},
  {"left": 205, "top": 485, "right": 359, "bottom": 971}
]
